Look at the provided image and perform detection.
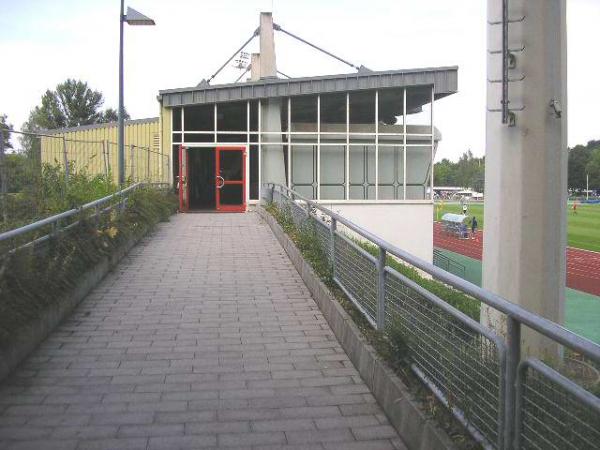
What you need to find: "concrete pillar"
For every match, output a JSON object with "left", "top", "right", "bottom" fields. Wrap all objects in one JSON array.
[
  {"left": 258, "top": 12, "right": 286, "bottom": 186},
  {"left": 259, "top": 12, "right": 277, "bottom": 78},
  {"left": 250, "top": 53, "right": 261, "bottom": 81},
  {"left": 482, "top": 0, "right": 567, "bottom": 358}
]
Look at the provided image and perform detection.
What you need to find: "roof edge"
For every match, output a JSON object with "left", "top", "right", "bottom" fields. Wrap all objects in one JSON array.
[
  {"left": 45, "top": 117, "right": 159, "bottom": 134},
  {"left": 158, "top": 66, "right": 459, "bottom": 96}
]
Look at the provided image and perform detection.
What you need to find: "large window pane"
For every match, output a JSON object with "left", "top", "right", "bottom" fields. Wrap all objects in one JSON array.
[
  {"left": 172, "top": 107, "right": 182, "bottom": 131},
  {"left": 291, "top": 95, "right": 317, "bottom": 135},
  {"left": 378, "top": 145, "right": 404, "bottom": 200},
  {"left": 249, "top": 144, "right": 258, "bottom": 200},
  {"left": 320, "top": 145, "right": 345, "bottom": 200},
  {"left": 291, "top": 144, "right": 316, "bottom": 199},
  {"left": 349, "top": 91, "right": 375, "bottom": 135},
  {"left": 320, "top": 93, "right": 346, "bottom": 125},
  {"left": 217, "top": 101, "right": 247, "bottom": 142},
  {"left": 378, "top": 88, "right": 404, "bottom": 126},
  {"left": 349, "top": 145, "right": 375, "bottom": 200},
  {"left": 406, "top": 145, "right": 431, "bottom": 200},
  {"left": 405, "top": 86, "right": 432, "bottom": 127},
  {"left": 184, "top": 105, "right": 213, "bottom": 131}
]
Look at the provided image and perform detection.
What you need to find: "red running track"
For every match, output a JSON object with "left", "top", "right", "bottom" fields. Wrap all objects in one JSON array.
[{"left": 433, "top": 222, "right": 600, "bottom": 297}]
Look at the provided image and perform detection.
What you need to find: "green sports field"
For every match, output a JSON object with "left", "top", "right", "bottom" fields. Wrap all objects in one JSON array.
[
  {"left": 435, "top": 248, "right": 600, "bottom": 343},
  {"left": 435, "top": 202, "right": 600, "bottom": 252}
]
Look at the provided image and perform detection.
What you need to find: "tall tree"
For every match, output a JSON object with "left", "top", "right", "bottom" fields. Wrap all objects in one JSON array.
[
  {"left": 0, "top": 114, "right": 12, "bottom": 149},
  {"left": 586, "top": 148, "right": 600, "bottom": 190},
  {"left": 434, "top": 158, "right": 458, "bottom": 186},
  {"left": 568, "top": 140, "right": 600, "bottom": 190},
  {"left": 23, "top": 79, "right": 127, "bottom": 131},
  {"left": 98, "top": 107, "right": 130, "bottom": 123},
  {"left": 21, "top": 79, "right": 126, "bottom": 159}
]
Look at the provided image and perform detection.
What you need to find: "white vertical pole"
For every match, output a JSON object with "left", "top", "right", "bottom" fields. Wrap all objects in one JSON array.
[
  {"left": 181, "top": 107, "right": 184, "bottom": 136},
  {"left": 258, "top": 100, "right": 262, "bottom": 197},
  {"left": 346, "top": 93, "right": 350, "bottom": 200},
  {"left": 213, "top": 103, "right": 217, "bottom": 144},
  {"left": 403, "top": 88, "right": 407, "bottom": 200},
  {"left": 246, "top": 100, "right": 250, "bottom": 204},
  {"left": 317, "top": 94, "right": 321, "bottom": 200},
  {"left": 586, "top": 173, "right": 589, "bottom": 200},
  {"left": 375, "top": 90, "right": 379, "bottom": 201},
  {"left": 430, "top": 85, "right": 435, "bottom": 201},
  {"left": 288, "top": 97, "right": 292, "bottom": 189}
]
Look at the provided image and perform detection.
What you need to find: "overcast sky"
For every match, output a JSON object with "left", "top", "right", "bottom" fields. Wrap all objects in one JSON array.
[{"left": 1, "top": 0, "right": 599, "bottom": 161}]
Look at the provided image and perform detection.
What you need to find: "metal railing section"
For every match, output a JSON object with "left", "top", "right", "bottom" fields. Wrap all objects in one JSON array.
[
  {"left": 433, "top": 248, "right": 466, "bottom": 279},
  {"left": 0, "top": 183, "right": 143, "bottom": 253},
  {"left": 385, "top": 267, "right": 505, "bottom": 447},
  {"left": 262, "top": 183, "right": 600, "bottom": 450},
  {"left": 515, "top": 358, "right": 600, "bottom": 450}
]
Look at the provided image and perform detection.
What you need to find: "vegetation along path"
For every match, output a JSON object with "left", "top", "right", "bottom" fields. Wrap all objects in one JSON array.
[{"left": 0, "top": 212, "right": 405, "bottom": 450}]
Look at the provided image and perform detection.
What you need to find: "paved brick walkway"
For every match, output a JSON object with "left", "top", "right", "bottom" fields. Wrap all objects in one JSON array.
[{"left": 0, "top": 212, "right": 405, "bottom": 450}]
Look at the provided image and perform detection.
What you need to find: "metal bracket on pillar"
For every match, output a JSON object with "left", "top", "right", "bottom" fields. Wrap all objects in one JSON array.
[{"left": 487, "top": 0, "right": 527, "bottom": 126}]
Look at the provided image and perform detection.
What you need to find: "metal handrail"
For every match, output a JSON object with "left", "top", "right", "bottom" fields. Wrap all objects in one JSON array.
[
  {"left": 264, "top": 182, "right": 600, "bottom": 450},
  {"left": 0, "top": 182, "right": 142, "bottom": 244},
  {"left": 265, "top": 183, "right": 600, "bottom": 362}
]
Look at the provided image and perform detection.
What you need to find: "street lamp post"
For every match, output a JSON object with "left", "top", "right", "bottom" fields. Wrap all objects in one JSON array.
[{"left": 118, "top": 0, "right": 155, "bottom": 186}]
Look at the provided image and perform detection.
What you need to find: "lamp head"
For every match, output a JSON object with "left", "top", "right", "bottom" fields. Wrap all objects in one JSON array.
[{"left": 125, "top": 7, "right": 155, "bottom": 26}]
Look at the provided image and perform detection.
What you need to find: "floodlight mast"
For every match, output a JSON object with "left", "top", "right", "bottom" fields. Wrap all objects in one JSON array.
[{"left": 118, "top": 0, "right": 155, "bottom": 186}]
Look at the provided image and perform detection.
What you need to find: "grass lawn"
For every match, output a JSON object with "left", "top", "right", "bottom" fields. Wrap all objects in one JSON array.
[{"left": 435, "top": 202, "right": 600, "bottom": 252}]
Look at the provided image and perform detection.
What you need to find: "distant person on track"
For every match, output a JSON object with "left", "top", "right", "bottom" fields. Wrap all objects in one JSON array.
[
  {"left": 471, "top": 216, "right": 478, "bottom": 240},
  {"left": 461, "top": 196, "right": 468, "bottom": 215},
  {"left": 573, "top": 200, "right": 578, "bottom": 214}
]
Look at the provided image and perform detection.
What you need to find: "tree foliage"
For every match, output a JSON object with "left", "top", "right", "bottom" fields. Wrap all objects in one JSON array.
[
  {"left": 569, "top": 140, "right": 600, "bottom": 190},
  {"left": 436, "top": 140, "right": 600, "bottom": 192},
  {"left": 19, "top": 79, "right": 129, "bottom": 160},
  {"left": 0, "top": 114, "right": 13, "bottom": 149},
  {"left": 585, "top": 148, "right": 600, "bottom": 189},
  {"left": 434, "top": 150, "right": 485, "bottom": 191}
]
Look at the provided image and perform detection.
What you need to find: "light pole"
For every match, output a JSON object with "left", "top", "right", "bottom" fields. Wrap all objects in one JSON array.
[
  {"left": 586, "top": 173, "right": 589, "bottom": 200},
  {"left": 119, "top": 0, "right": 155, "bottom": 186}
]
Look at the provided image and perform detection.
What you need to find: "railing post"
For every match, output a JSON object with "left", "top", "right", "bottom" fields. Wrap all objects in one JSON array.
[
  {"left": 129, "top": 144, "right": 135, "bottom": 181},
  {"left": 102, "top": 140, "right": 109, "bottom": 178},
  {"left": 147, "top": 146, "right": 151, "bottom": 181},
  {"left": 52, "top": 219, "right": 60, "bottom": 237},
  {"left": 62, "top": 137, "right": 70, "bottom": 183},
  {"left": 0, "top": 129, "right": 7, "bottom": 223},
  {"left": 377, "top": 246, "right": 386, "bottom": 330},
  {"left": 330, "top": 218, "right": 337, "bottom": 276},
  {"left": 504, "top": 317, "right": 521, "bottom": 449}
]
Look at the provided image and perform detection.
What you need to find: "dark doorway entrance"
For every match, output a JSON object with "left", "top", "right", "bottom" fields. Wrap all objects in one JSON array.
[{"left": 188, "top": 148, "right": 215, "bottom": 210}]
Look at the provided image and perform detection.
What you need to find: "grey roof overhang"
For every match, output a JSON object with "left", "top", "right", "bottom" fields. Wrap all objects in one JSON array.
[{"left": 158, "top": 66, "right": 458, "bottom": 108}]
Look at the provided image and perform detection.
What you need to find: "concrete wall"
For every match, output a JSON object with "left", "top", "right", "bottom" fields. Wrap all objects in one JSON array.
[{"left": 319, "top": 202, "right": 434, "bottom": 263}]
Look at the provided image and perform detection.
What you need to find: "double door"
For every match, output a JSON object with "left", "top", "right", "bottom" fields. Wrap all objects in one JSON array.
[{"left": 178, "top": 145, "right": 246, "bottom": 212}]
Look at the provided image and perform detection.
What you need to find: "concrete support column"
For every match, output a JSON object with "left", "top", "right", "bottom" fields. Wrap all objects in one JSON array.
[
  {"left": 482, "top": 0, "right": 567, "bottom": 358},
  {"left": 259, "top": 12, "right": 277, "bottom": 78},
  {"left": 250, "top": 53, "right": 261, "bottom": 81},
  {"left": 258, "top": 11, "right": 285, "bottom": 186}
]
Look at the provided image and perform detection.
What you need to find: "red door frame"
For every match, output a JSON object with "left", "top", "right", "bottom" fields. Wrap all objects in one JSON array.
[
  {"left": 178, "top": 144, "right": 189, "bottom": 212},
  {"left": 215, "top": 146, "right": 246, "bottom": 213}
]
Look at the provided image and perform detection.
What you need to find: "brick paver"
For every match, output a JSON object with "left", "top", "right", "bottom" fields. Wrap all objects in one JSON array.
[{"left": 0, "top": 212, "right": 406, "bottom": 449}]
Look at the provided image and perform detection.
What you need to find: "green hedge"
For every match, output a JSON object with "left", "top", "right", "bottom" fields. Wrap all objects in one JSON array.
[{"left": 0, "top": 187, "right": 177, "bottom": 350}]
